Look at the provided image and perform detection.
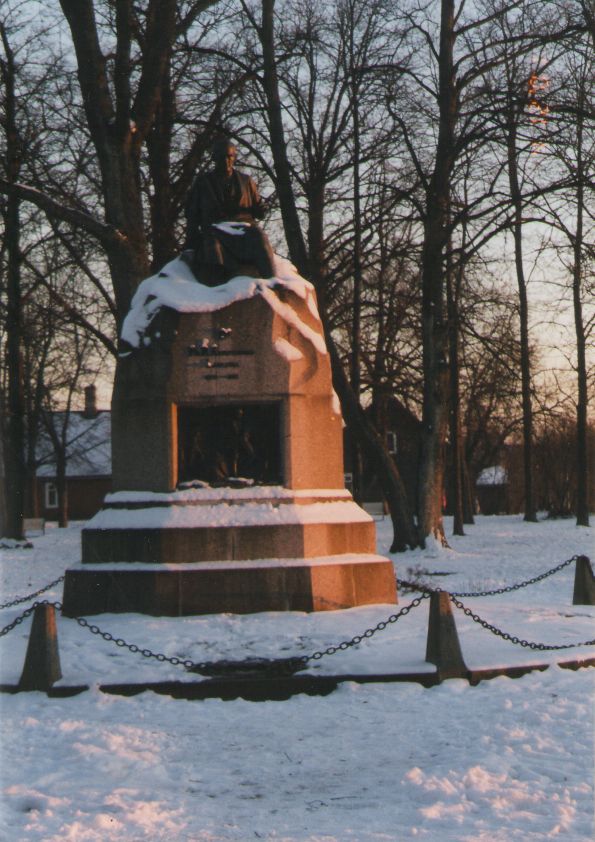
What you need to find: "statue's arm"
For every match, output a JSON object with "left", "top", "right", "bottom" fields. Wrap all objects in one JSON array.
[
  {"left": 247, "top": 176, "right": 267, "bottom": 220},
  {"left": 184, "top": 178, "right": 202, "bottom": 249}
]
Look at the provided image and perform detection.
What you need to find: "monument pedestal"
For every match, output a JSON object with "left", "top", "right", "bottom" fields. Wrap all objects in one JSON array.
[
  {"left": 63, "top": 488, "right": 396, "bottom": 615},
  {"left": 62, "top": 557, "right": 395, "bottom": 616},
  {"left": 62, "top": 260, "right": 397, "bottom": 616}
]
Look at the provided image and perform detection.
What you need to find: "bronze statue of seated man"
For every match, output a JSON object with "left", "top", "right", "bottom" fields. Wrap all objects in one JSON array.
[{"left": 184, "top": 138, "right": 276, "bottom": 286}]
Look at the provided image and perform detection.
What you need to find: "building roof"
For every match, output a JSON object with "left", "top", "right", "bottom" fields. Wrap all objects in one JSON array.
[
  {"left": 36, "top": 411, "right": 112, "bottom": 478},
  {"left": 476, "top": 465, "right": 508, "bottom": 486}
]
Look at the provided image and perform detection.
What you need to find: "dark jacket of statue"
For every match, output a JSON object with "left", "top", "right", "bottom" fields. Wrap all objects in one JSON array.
[{"left": 185, "top": 170, "right": 274, "bottom": 281}]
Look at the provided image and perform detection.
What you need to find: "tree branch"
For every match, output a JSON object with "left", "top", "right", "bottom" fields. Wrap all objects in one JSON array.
[{"left": 0, "top": 179, "right": 124, "bottom": 247}]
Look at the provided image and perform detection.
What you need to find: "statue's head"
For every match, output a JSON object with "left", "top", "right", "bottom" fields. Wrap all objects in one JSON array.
[{"left": 212, "top": 138, "right": 237, "bottom": 177}]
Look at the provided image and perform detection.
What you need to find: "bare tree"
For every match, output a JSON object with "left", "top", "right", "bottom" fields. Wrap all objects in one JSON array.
[
  {"left": 0, "top": 1, "right": 224, "bottom": 322},
  {"left": 1, "top": 19, "right": 26, "bottom": 539},
  {"left": 497, "top": 23, "right": 546, "bottom": 523},
  {"left": 39, "top": 319, "right": 106, "bottom": 527},
  {"left": 459, "top": 276, "right": 525, "bottom": 489},
  {"left": 254, "top": 0, "right": 418, "bottom": 550},
  {"left": 2, "top": 0, "right": 590, "bottom": 550},
  {"left": 537, "top": 35, "right": 594, "bottom": 526}
]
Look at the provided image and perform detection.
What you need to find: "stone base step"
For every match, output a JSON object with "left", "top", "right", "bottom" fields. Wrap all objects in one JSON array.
[
  {"left": 62, "top": 555, "right": 398, "bottom": 616},
  {"left": 81, "top": 494, "right": 376, "bottom": 565}
]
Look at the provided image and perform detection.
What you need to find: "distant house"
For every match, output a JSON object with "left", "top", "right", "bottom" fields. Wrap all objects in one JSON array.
[
  {"left": 344, "top": 397, "right": 422, "bottom": 510},
  {"left": 475, "top": 465, "right": 509, "bottom": 514},
  {"left": 35, "top": 386, "right": 112, "bottom": 521}
]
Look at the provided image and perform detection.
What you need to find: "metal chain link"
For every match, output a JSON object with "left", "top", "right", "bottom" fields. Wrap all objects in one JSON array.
[
  {"left": 4, "top": 583, "right": 593, "bottom": 679},
  {"left": 0, "top": 596, "right": 430, "bottom": 676},
  {"left": 72, "top": 593, "right": 432, "bottom": 675},
  {"left": 74, "top": 612, "right": 311, "bottom": 676},
  {"left": 303, "top": 592, "right": 431, "bottom": 663},
  {"left": 451, "top": 555, "right": 579, "bottom": 597},
  {"left": 0, "top": 576, "right": 66, "bottom": 611},
  {"left": 400, "top": 555, "right": 579, "bottom": 598},
  {"left": 449, "top": 593, "right": 595, "bottom": 651},
  {"left": 0, "top": 600, "right": 62, "bottom": 638},
  {"left": 72, "top": 611, "right": 200, "bottom": 670}
]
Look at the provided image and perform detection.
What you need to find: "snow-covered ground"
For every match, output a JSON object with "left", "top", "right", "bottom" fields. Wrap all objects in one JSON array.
[{"left": 1, "top": 514, "right": 593, "bottom": 841}]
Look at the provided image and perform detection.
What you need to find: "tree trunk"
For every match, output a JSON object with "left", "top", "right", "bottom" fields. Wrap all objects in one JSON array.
[
  {"left": 3, "top": 183, "right": 26, "bottom": 543},
  {"left": 349, "top": 32, "right": 364, "bottom": 505},
  {"left": 146, "top": 55, "right": 178, "bottom": 270},
  {"left": 417, "top": 0, "right": 456, "bottom": 547},
  {"left": 572, "top": 96, "right": 589, "bottom": 527},
  {"left": 1, "top": 24, "right": 26, "bottom": 540},
  {"left": 447, "top": 243, "right": 464, "bottom": 536},
  {"left": 506, "top": 112, "right": 536, "bottom": 522},
  {"left": 56, "top": 451, "right": 68, "bottom": 529},
  {"left": 58, "top": 0, "right": 178, "bottom": 317},
  {"left": 260, "top": 0, "right": 309, "bottom": 276},
  {"left": 0, "top": 399, "right": 7, "bottom": 536},
  {"left": 327, "top": 336, "right": 418, "bottom": 551},
  {"left": 461, "top": 455, "right": 475, "bottom": 524}
]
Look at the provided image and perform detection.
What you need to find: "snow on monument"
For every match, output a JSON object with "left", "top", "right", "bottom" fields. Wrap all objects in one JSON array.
[{"left": 62, "top": 261, "right": 397, "bottom": 615}]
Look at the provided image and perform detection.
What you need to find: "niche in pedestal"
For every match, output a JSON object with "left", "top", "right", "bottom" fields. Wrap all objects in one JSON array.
[{"left": 177, "top": 403, "right": 283, "bottom": 486}]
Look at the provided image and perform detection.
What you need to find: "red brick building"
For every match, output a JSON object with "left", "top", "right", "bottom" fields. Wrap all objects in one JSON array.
[{"left": 35, "top": 387, "right": 111, "bottom": 522}]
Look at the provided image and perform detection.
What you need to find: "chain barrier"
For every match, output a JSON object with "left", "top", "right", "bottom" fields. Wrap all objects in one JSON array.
[
  {"left": 0, "top": 594, "right": 431, "bottom": 676},
  {"left": 2, "top": 565, "right": 593, "bottom": 678},
  {"left": 0, "top": 600, "right": 61, "bottom": 638},
  {"left": 0, "top": 576, "right": 65, "bottom": 611},
  {"left": 302, "top": 592, "right": 431, "bottom": 665},
  {"left": 74, "top": 592, "right": 432, "bottom": 676},
  {"left": 448, "top": 593, "right": 595, "bottom": 651},
  {"left": 400, "top": 555, "right": 579, "bottom": 598}
]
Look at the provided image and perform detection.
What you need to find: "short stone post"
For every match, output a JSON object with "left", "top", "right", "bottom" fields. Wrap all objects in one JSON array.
[
  {"left": 18, "top": 604, "right": 62, "bottom": 691},
  {"left": 425, "top": 591, "right": 468, "bottom": 680},
  {"left": 572, "top": 556, "right": 595, "bottom": 606}
]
